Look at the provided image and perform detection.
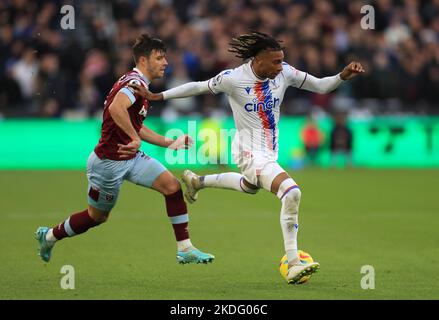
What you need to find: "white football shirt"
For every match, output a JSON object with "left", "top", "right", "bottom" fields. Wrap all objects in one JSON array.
[{"left": 207, "top": 61, "right": 307, "bottom": 161}]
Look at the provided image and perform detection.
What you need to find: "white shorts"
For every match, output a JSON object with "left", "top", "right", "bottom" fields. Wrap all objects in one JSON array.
[{"left": 232, "top": 149, "right": 286, "bottom": 192}]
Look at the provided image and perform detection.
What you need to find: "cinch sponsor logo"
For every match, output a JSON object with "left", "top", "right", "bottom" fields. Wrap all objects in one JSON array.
[{"left": 244, "top": 98, "right": 280, "bottom": 112}]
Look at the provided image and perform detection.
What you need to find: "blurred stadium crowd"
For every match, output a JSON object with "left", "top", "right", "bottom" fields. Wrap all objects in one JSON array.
[{"left": 0, "top": 0, "right": 438, "bottom": 119}]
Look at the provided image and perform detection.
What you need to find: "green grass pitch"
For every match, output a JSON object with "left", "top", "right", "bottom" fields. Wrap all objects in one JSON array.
[{"left": 0, "top": 169, "right": 438, "bottom": 299}]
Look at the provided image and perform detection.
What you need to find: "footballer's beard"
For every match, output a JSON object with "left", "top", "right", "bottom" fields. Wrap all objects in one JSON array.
[
  {"left": 144, "top": 65, "right": 158, "bottom": 80},
  {"left": 269, "top": 71, "right": 281, "bottom": 79},
  {"left": 150, "top": 66, "right": 165, "bottom": 79},
  {"left": 258, "top": 69, "right": 276, "bottom": 79}
]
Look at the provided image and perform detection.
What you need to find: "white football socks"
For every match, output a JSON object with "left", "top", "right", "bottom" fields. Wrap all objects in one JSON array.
[
  {"left": 202, "top": 173, "right": 246, "bottom": 192},
  {"left": 277, "top": 179, "right": 301, "bottom": 266},
  {"left": 177, "top": 239, "right": 193, "bottom": 251},
  {"left": 280, "top": 197, "right": 299, "bottom": 266},
  {"left": 45, "top": 228, "right": 58, "bottom": 242}
]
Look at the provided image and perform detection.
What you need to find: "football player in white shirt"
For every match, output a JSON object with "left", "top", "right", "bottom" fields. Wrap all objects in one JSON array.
[{"left": 130, "top": 31, "right": 364, "bottom": 284}]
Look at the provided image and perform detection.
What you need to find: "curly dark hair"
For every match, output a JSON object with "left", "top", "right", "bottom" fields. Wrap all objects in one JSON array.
[
  {"left": 228, "top": 31, "right": 284, "bottom": 60},
  {"left": 132, "top": 34, "right": 167, "bottom": 63}
]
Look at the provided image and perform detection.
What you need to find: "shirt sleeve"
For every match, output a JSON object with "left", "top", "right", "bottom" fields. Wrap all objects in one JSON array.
[
  {"left": 119, "top": 87, "right": 136, "bottom": 104},
  {"left": 283, "top": 62, "right": 344, "bottom": 94},
  {"left": 207, "top": 69, "right": 234, "bottom": 95},
  {"left": 119, "top": 78, "right": 143, "bottom": 105},
  {"left": 281, "top": 63, "right": 308, "bottom": 88},
  {"left": 162, "top": 81, "right": 210, "bottom": 100},
  {"left": 300, "top": 73, "right": 344, "bottom": 94}
]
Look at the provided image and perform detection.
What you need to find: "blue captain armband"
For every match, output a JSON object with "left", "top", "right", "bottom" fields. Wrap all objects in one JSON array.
[{"left": 120, "top": 87, "right": 136, "bottom": 104}]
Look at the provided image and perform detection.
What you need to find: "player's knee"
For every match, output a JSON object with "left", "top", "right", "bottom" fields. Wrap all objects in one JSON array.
[
  {"left": 88, "top": 209, "right": 109, "bottom": 224},
  {"left": 241, "top": 179, "right": 259, "bottom": 195},
  {"left": 286, "top": 187, "right": 301, "bottom": 203},
  {"left": 277, "top": 178, "right": 301, "bottom": 202},
  {"left": 94, "top": 214, "right": 109, "bottom": 223},
  {"left": 244, "top": 187, "right": 259, "bottom": 194},
  {"left": 162, "top": 178, "right": 181, "bottom": 195}
]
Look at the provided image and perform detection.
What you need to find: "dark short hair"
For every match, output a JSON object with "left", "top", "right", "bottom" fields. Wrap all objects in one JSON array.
[{"left": 132, "top": 34, "right": 166, "bottom": 63}]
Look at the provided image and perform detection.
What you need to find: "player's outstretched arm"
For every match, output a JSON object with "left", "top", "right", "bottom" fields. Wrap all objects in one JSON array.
[
  {"left": 300, "top": 61, "right": 365, "bottom": 94},
  {"left": 129, "top": 81, "right": 211, "bottom": 101},
  {"left": 139, "top": 125, "right": 193, "bottom": 150}
]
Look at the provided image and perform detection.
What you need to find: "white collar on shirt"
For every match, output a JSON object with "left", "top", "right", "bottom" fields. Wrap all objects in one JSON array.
[{"left": 133, "top": 67, "right": 151, "bottom": 85}]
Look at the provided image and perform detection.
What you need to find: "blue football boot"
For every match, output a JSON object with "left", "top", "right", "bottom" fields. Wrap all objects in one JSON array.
[
  {"left": 177, "top": 247, "right": 215, "bottom": 264},
  {"left": 35, "top": 227, "right": 55, "bottom": 262}
]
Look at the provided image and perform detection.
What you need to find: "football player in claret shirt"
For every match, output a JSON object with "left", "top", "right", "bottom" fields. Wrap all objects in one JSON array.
[
  {"left": 132, "top": 31, "right": 364, "bottom": 284},
  {"left": 35, "top": 34, "right": 214, "bottom": 265}
]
